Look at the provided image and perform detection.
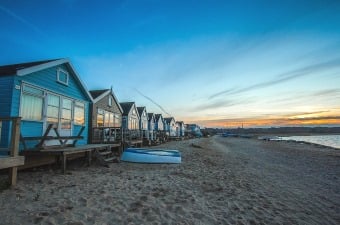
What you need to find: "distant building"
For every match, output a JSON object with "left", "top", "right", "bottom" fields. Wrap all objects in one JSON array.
[
  {"left": 120, "top": 102, "right": 139, "bottom": 130},
  {"left": 176, "top": 121, "right": 185, "bottom": 137},
  {"left": 137, "top": 106, "right": 148, "bottom": 139},
  {"left": 89, "top": 88, "right": 123, "bottom": 144},
  {"left": 164, "top": 117, "right": 177, "bottom": 137},
  {"left": 185, "top": 124, "right": 202, "bottom": 137}
]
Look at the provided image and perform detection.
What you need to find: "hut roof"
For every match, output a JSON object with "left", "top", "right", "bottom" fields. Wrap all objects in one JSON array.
[
  {"left": 0, "top": 59, "right": 58, "bottom": 76},
  {"left": 120, "top": 102, "right": 135, "bottom": 116}
]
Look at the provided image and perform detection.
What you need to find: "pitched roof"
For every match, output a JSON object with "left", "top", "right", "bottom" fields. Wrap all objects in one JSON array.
[
  {"left": 164, "top": 117, "right": 175, "bottom": 124},
  {"left": 0, "top": 59, "right": 59, "bottom": 76},
  {"left": 90, "top": 89, "right": 123, "bottom": 113},
  {"left": 155, "top": 114, "right": 163, "bottom": 121},
  {"left": 120, "top": 102, "right": 135, "bottom": 116},
  {"left": 148, "top": 113, "right": 155, "bottom": 121},
  {"left": 89, "top": 89, "right": 109, "bottom": 99},
  {"left": 137, "top": 106, "right": 146, "bottom": 117}
]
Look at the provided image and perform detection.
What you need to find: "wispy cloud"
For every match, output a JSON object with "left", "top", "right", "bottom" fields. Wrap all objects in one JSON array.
[
  {"left": 209, "top": 58, "right": 340, "bottom": 99},
  {"left": 0, "top": 5, "right": 46, "bottom": 37},
  {"left": 134, "top": 88, "right": 171, "bottom": 116}
]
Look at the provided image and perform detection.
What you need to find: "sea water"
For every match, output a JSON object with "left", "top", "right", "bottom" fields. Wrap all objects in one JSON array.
[{"left": 280, "top": 135, "right": 340, "bottom": 149}]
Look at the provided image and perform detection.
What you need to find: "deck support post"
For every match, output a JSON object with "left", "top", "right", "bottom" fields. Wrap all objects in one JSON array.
[{"left": 9, "top": 117, "right": 21, "bottom": 187}]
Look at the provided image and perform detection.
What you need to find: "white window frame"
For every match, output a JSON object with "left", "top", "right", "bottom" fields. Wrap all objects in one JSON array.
[
  {"left": 57, "top": 68, "right": 69, "bottom": 86},
  {"left": 20, "top": 84, "right": 44, "bottom": 122}
]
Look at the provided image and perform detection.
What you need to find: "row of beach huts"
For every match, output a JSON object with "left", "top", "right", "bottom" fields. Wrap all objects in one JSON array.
[{"left": 0, "top": 58, "right": 202, "bottom": 186}]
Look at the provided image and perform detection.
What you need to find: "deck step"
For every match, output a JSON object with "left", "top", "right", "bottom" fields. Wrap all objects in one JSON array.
[
  {"left": 99, "top": 150, "right": 112, "bottom": 156},
  {"left": 104, "top": 157, "right": 117, "bottom": 162}
]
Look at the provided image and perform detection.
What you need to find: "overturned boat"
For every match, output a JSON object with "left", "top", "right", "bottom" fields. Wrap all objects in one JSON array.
[{"left": 121, "top": 148, "right": 181, "bottom": 164}]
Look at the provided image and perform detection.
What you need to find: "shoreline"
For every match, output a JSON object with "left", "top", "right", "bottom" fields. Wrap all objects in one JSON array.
[{"left": 1, "top": 136, "right": 339, "bottom": 224}]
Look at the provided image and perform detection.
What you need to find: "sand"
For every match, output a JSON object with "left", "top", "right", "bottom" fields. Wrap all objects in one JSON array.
[{"left": 0, "top": 136, "right": 339, "bottom": 225}]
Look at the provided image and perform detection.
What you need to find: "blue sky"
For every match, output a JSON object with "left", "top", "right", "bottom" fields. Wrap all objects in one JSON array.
[{"left": 1, "top": 0, "right": 340, "bottom": 127}]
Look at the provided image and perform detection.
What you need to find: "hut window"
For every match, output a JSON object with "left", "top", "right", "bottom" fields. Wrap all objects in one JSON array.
[
  {"left": 61, "top": 98, "right": 72, "bottom": 129},
  {"left": 114, "top": 114, "right": 121, "bottom": 127},
  {"left": 109, "top": 113, "right": 114, "bottom": 127},
  {"left": 46, "top": 94, "right": 60, "bottom": 127},
  {"left": 97, "top": 109, "right": 104, "bottom": 127},
  {"left": 57, "top": 68, "right": 69, "bottom": 86},
  {"left": 108, "top": 96, "right": 112, "bottom": 106},
  {"left": 104, "top": 111, "right": 110, "bottom": 127},
  {"left": 74, "top": 101, "right": 85, "bottom": 125},
  {"left": 21, "top": 85, "right": 43, "bottom": 121}
]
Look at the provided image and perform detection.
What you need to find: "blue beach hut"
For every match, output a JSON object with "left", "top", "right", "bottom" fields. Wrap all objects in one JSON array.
[{"left": 0, "top": 58, "right": 93, "bottom": 152}]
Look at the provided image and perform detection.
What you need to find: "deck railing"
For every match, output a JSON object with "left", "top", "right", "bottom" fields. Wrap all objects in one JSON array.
[{"left": 91, "top": 127, "right": 123, "bottom": 144}]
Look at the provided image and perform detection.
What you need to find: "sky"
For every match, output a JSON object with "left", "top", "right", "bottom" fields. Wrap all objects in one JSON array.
[{"left": 1, "top": 0, "right": 340, "bottom": 128}]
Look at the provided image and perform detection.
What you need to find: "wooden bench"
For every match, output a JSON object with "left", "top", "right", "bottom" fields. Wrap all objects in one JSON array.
[{"left": 20, "top": 124, "right": 84, "bottom": 150}]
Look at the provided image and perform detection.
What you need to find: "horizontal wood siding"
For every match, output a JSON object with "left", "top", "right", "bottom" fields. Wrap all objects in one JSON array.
[
  {"left": 18, "top": 64, "right": 88, "bottom": 101},
  {"left": 19, "top": 121, "right": 44, "bottom": 150},
  {"left": 74, "top": 125, "right": 87, "bottom": 145},
  {"left": 0, "top": 76, "right": 14, "bottom": 149},
  {"left": 0, "top": 76, "right": 14, "bottom": 117}
]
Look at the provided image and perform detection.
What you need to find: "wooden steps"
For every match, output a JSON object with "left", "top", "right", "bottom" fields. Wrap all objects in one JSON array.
[{"left": 94, "top": 146, "right": 120, "bottom": 166}]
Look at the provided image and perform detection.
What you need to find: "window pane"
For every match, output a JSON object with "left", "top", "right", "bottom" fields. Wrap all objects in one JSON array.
[
  {"left": 47, "top": 106, "right": 59, "bottom": 118},
  {"left": 61, "top": 119, "right": 71, "bottom": 129},
  {"left": 74, "top": 101, "right": 85, "bottom": 125},
  {"left": 21, "top": 94, "right": 43, "bottom": 121},
  {"left": 104, "top": 111, "right": 110, "bottom": 127},
  {"left": 97, "top": 114, "right": 104, "bottom": 127},
  {"left": 62, "top": 109, "right": 71, "bottom": 120},
  {"left": 63, "top": 98, "right": 72, "bottom": 109},
  {"left": 109, "top": 113, "right": 114, "bottom": 127},
  {"left": 58, "top": 69, "right": 68, "bottom": 84},
  {"left": 48, "top": 95, "right": 59, "bottom": 107},
  {"left": 75, "top": 101, "right": 84, "bottom": 108},
  {"left": 23, "top": 85, "right": 43, "bottom": 96}
]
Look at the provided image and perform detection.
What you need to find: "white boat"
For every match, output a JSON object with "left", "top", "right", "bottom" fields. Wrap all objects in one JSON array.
[{"left": 121, "top": 148, "right": 181, "bottom": 164}]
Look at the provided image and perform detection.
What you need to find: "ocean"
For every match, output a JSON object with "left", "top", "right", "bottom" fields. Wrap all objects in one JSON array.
[{"left": 280, "top": 135, "right": 340, "bottom": 149}]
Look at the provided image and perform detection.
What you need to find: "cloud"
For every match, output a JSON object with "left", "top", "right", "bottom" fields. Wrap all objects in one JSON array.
[
  {"left": 209, "top": 58, "right": 340, "bottom": 99},
  {"left": 0, "top": 5, "right": 46, "bottom": 37},
  {"left": 134, "top": 88, "right": 171, "bottom": 116}
]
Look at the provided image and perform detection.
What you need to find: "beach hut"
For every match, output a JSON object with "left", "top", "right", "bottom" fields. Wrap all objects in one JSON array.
[
  {"left": 147, "top": 113, "right": 156, "bottom": 141},
  {"left": 186, "top": 124, "right": 202, "bottom": 138},
  {"left": 164, "top": 117, "right": 177, "bottom": 137},
  {"left": 0, "top": 59, "right": 92, "bottom": 150},
  {"left": 176, "top": 121, "right": 185, "bottom": 138},
  {"left": 0, "top": 59, "right": 100, "bottom": 173},
  {"left": 137, "top": 106, "right": 149, "bottom": 140},
  {"left": 89, "top": 88, "right": 123, "bottom": 145},
  {"left": 120, "top": 102, "right": 142, "bottom": 146},
  {"left": 155, "top": 114, "right": 166, "bottom": 142}
]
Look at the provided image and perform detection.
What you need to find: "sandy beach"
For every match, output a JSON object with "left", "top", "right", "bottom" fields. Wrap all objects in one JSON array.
[{"left": 0, "top": 136, "right": 339, "bottom": 225}]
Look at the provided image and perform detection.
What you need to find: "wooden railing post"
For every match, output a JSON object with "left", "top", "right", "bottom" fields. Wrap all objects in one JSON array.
[{"left": 9, "top": 117, "right": 21, "bottom": 186}]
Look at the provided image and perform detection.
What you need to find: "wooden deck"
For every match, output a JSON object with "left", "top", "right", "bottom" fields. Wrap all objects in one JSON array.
[
  {"left": 23, "top": 144, "right": 116, "bottom": 174},
  {"left": 0, "top": 156, "right": 25, "bottom": 170}
]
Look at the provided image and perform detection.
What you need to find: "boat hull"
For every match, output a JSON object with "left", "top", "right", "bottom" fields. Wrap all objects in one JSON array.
[{"left": 121, "top": 148, "right": 181, "bottom": 164}]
